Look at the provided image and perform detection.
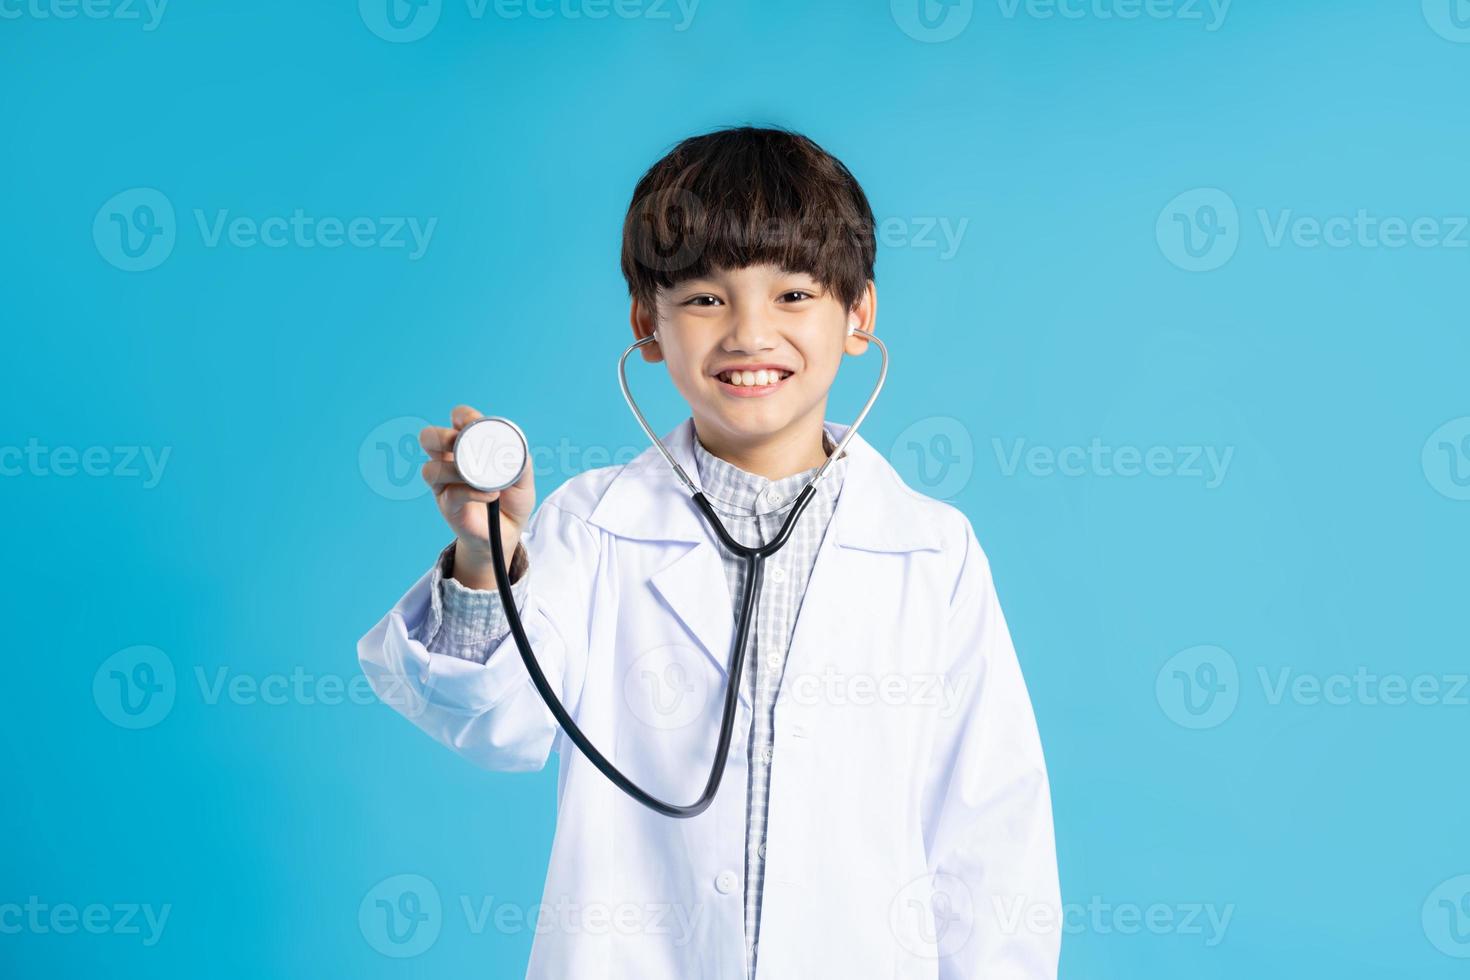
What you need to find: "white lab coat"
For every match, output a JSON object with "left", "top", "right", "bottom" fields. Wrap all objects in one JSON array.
[{"left": 358, "top": 418, "right": 1060, "bottom": 980}]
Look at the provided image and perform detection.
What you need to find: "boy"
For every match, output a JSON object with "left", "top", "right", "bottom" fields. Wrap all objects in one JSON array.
[{"left": 358, "top": 126, "right": 1060, "bottom": 979}]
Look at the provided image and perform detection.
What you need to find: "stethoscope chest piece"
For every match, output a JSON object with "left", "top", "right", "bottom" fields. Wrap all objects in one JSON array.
[{"left": 453, "top": 416, "right": 529, "bottom": 492}]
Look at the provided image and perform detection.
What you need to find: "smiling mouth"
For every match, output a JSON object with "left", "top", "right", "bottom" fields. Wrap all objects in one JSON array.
[
  {"left": 714, "top": 368, "right": 793, "bottom": 388},
  {"left": 713, "top": 369, "right": 793, "bottom": 398}
]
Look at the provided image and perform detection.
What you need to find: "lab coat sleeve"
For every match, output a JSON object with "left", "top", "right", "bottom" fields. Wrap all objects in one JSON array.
[
  {"left": 356, "top": 498, "right": 597, "bottom": 773},
  {"left": 919, "top": 521, "right": 1061, "bottom": 979}
]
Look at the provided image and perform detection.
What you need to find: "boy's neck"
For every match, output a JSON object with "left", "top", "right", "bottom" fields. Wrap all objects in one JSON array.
[{"left": 692, "top": 415, "right": 831, "bottom": 481}]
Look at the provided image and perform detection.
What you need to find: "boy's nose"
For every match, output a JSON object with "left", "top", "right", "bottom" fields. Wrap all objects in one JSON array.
[{"left": 723, "top": 312, "right": 778, "bottom": 353}]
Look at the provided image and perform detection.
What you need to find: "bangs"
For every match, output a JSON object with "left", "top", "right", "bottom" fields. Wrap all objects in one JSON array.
[{"left": 621, "top": 127, "right": 876, "bottom": 312}]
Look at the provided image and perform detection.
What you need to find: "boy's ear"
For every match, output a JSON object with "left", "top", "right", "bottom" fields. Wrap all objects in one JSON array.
[
  {"left": 629, "top": 297, "right": 664, "bottom": 364},
  {"left": 843, "top": 279, "right": 878, "bottom": 355}
]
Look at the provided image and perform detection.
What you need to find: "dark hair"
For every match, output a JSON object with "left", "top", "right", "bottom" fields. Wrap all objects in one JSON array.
[{"left": 620, "top": 126, "right": 877, "bottom": 314}]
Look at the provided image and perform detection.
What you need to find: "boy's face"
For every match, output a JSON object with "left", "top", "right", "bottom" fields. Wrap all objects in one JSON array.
[{"left": 631, "top": 262, "right": 876, "bottom": 456}]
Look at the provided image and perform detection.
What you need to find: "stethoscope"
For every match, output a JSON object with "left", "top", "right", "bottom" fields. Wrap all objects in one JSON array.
[{"left": 451, "top": 327, "right": 888, "bottom": 818}]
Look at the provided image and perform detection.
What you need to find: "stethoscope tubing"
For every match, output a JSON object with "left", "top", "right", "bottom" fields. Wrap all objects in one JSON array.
[
  {"left": 487, "top": 487, "right": 816, "bottom": 818},
  {"left": 482, "top": 328, "right": 886, "bottom": 818}
]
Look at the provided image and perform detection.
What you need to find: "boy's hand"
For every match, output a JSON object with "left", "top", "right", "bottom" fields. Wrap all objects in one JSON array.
[{"left": 419, "top": 405, "right": 536, "bottom": 591}]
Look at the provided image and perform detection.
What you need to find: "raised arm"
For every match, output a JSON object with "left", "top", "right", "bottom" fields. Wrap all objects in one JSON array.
[{"left": 357, "top": 403, "right": 598, "bottom": 773}]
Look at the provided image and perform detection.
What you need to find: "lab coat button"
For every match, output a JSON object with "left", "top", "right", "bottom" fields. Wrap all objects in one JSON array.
[
  {"left": 715, "top": 870, "right": 738, "bottom": 894},
  {"left": 769, "top": 566, "right": 787, "bottom": 583}
]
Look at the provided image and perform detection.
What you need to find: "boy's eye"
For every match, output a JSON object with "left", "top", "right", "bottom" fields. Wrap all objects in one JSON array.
[
  {"left": 778, "top": 290, "right": 815, "bottom": 303},
  {"left": 684, "top": 294, "right": 722, "bottom": 307}
]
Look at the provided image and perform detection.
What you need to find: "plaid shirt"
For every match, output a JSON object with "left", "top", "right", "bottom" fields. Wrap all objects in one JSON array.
[{"left": 418, "top": 422, "right": 849, "bottom": 979}]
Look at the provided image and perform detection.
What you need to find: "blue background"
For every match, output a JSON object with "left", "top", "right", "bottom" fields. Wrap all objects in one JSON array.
[{"left": 3, "top": 0, "right": 1468, "bottom": 976}]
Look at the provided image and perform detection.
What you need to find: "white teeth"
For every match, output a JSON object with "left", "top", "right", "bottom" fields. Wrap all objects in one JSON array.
[{"left": 720, "top": 369, "right": 790, "bottom": 386}]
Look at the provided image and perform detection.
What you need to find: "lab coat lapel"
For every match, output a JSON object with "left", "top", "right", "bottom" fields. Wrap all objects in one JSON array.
[
  {"left": 588, "top": 419, "right": 746, "bottom": 709},
  {"left": 587, "top": 418, "right": 947, "bottom": 714},
  {"left": 779, "top": 422, "right": 946, "bottom": 704},
  {"left": 647, "top": 545, "right": 745, "bottom": 710}
]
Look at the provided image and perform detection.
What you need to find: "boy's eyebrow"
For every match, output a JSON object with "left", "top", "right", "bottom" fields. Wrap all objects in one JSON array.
[
  {"left": 663, "top": 279, "right": 718, "bottom": 295},
  {"left": 777, "top": 267, "right": 821, "bottom": 282}
]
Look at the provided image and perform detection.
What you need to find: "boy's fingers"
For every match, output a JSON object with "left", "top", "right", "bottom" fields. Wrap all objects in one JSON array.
[
  {"left": 420, "top": 459, "right": 467, "bottom": 488},
  {"left": 440, "top": 484, "right": 500, "bottom": 517},
  {"left": 451, "top": 405, "right": 485, "bottom": 429},
  {"left": 422, "top": 463, "right": 505, "bottom": 510},
  {"left": 419, "top": 425, "right": 459, "bottom": 455}
]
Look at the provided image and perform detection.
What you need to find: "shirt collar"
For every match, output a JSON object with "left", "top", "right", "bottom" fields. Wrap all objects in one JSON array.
[
  {"left": 586, "top": 418, "right": 945, "bottom": 553},
  {"left": 691, "top": 423, "right": 848, "bottom": 518}
]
